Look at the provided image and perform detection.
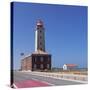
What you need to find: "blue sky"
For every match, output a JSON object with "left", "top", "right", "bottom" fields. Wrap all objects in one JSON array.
[{"left": 12, "top": 2, "right": 87, "bottom": 69}]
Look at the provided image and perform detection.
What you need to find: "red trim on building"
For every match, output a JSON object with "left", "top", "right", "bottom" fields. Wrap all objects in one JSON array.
[{"left": 65, "top": 64, "right": 77, "bottom": 67}]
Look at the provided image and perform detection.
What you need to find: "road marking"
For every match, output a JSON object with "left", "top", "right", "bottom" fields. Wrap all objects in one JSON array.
[
  {"left": 13, "top": 79, "right": 52, "bottom": 88},
  {"left": 13, "top": 83, "right": 18, "bottom": 89},
  {"left": 32, "top": 78, "right": 55, "bottom": 86}
]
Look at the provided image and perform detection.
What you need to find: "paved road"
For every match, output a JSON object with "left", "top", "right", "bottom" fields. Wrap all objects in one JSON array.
[{"left": 13, "top": 71, "right": 85, "bottom": 88}]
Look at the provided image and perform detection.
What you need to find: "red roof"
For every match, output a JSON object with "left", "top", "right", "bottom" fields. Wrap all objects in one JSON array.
[{"left": 65, "top": 64, "right": 77, "bottom": 67}]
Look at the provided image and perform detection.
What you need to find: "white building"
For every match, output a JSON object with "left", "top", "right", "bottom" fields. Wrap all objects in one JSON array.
[{"left": 63, "top": 64, "right": 78, "bottom": 70}]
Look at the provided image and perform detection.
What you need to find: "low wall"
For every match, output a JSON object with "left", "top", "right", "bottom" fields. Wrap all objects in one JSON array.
[{"left": 30, "top": 71, "right": 88, "bottom": 83}]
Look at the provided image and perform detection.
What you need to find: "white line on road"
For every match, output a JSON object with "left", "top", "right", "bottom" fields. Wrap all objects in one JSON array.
[{"left": 13, "top": 83, "right": 18, "bottom": 89}]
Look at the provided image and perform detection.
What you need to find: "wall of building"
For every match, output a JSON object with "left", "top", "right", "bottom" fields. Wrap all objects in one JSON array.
[
  {"left": 63, "top": 64, "right": 78, "bottom": 70},
  {"left": 21, "top": 54, "right": 51, "bottom": 71},
  {"left": 32, "top": 54, "right": 51, "bottom": 71},
  {"left": 21, "top": 56, "right": 32, "bottom": 71}
]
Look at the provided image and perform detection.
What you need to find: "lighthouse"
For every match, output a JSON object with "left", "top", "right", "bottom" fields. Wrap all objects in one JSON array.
[
  {"left": 21, "top": 19, "right": 51, "bottom": 71},
  {"left": 35, "top": 20, "right": 45, "bottom": 52}
]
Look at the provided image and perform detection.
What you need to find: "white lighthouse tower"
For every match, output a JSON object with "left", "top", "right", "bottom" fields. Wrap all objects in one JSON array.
[{"left": 35, "top": 20, "right": 45, "bottom": 52}]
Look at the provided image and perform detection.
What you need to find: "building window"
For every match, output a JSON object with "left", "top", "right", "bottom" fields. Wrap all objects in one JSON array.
[
  {"left": 48, "top": 57, "right": 50, "bottom": 62},
  {"left": 40, "top": 42, "right": 42, "bottom": 45},
  {"left": 41, "top": 64, "right": 43, "bottom": 69},
  {"left": 40, "top": 57, "right": 43, "bottom": 62},
  {"left": 47, "top": 64, "right": 49, "bottom": 69},
  {"left": 40, "top": 30, "right": 42, "bottom": 33},
  {"left": 34, "top": 64, "right": 37, "bottom": 69},
  {"left": 40, "top": 36, "right": 42, "bottom": 39},
  {"left": 34, "top": 57, "right": 37, "bottom": 62}
]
